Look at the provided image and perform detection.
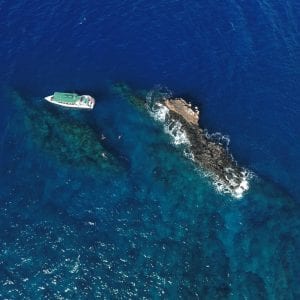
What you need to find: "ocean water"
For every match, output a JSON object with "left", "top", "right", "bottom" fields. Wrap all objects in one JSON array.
[{"left": 0, "top": 0, "right": 300, "bottom": 299}]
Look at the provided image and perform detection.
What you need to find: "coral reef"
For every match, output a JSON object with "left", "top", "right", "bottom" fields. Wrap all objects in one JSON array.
[{"left": 12, "top": 92, "right": 120, "bottom": 171}]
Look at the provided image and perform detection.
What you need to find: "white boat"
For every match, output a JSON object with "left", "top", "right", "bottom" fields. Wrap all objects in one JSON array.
[{"left": 44, "top": 92, "right": 95, "bottom": 110}]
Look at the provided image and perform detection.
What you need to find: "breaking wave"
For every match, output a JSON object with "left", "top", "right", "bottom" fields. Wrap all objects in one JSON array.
[
  {"left": 164, "top": 119, "right": 191, "bottom": 146},
  {"left": 148, "top": 102, "right": 190, "bottom": 146},
  {"left": 212, "top": 168, "right": 253, "bottom": 199},
  {"left": 149, "top": 102, "right": 169, "bottom": 123},
  {"left": 203, "top": 131, "right": 254, "bottom": 198}
]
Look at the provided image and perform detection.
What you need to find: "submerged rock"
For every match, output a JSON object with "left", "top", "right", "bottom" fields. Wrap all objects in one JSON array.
[
  {"left": 11, "top": 92, "right": 120, "bottom": 171},
  {"left": 111, "top": 83, "right": 148, "bottom": 113},
  {"left": 114, "top": 83, "right": 251, "bottom": 198}
]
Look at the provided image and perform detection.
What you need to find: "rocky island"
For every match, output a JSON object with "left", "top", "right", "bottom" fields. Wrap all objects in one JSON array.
[
  {"left": 114, "top": 83, "right": 250, "bottom": 198},
  {"left": 161, "top": 97, "right": 250, "bottom": 198}
]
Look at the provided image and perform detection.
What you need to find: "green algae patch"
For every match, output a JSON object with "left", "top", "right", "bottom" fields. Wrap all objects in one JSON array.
[
  {"left": 12, "top": 92, "right": 120, "bottom": 172},
  {"left": 111, "top": 83, "right": 148, "bottom": 113}
]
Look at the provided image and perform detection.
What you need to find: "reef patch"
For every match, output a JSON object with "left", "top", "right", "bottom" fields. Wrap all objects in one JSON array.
[{"left": 11, "top": 92, "right": 121, "bottom": 172}]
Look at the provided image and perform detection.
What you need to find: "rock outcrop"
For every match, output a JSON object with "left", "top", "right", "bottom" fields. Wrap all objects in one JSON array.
[
  {"left": 164, "top": 98, "right": 199, "bottom": 125},
  {"left": 114, "top": 83, "right": 250, "bottom": 198},
  {"left": 161, "top": 97, "right": 249, "bottom": 197}
]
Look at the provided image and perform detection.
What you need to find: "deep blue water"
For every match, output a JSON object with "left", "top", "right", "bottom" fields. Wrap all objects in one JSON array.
[{"left": 0, "top": 0, "right": 300, "bottom": 299}]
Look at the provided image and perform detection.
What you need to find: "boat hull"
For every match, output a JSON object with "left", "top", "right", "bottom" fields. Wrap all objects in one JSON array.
[{"left": 44, "top": 95, "right": 95, "bottom": 110}]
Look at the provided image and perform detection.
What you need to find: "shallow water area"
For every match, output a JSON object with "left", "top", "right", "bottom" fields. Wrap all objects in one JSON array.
[{"left": 0, "top": 89, "right": 299, "bottom": 299}]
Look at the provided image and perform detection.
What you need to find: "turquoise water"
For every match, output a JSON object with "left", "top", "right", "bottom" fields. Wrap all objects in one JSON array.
[
  {"left": 0, "top": 0, "right": 300, "bottom": 298},
  {"left": 0, "top": 89, "right": 299, "bottom": 299}
]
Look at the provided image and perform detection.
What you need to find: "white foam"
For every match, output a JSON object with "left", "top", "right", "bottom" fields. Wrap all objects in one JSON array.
[
  {"left": 200, "top": 131, "right": 253, "bottom": 198},
  {"left": 149, "top": 102, "right": 191, "bottom": 146},
  {"left": 213, "top": 169, "right": 253, "bottom": 199},
  {"left": 164, "top": 121, "right": 191, "bottom": 146},
  {"left": 183, "top": 148, "right": 195, "bottom": 161},
  {"left": 149, "top": 102, "right": 169, "bottom": 122}
]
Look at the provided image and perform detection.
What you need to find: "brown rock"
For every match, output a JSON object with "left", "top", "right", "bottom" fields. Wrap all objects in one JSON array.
[{"left": 164, "top": 98, "right": 199, "bottom": 125}]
